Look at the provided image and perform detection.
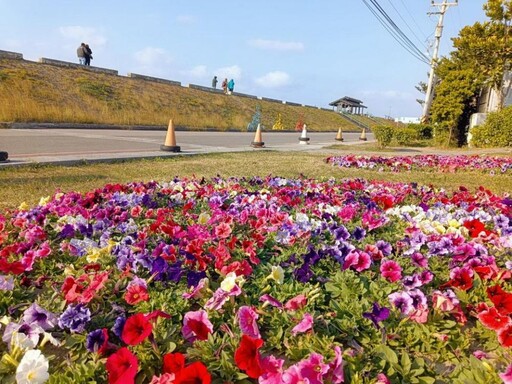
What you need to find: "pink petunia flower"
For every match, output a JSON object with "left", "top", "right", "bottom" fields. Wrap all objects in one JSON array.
[
  {"left": 283, "top": 353, "right": 329, "bottom": 384},
  {"left": 327, "top": 346, "right": 344, "bottom": 384},
  {"left": 343, "top": 251, "right": 372, "bottom": 272},
  {"left": 259, "top": 355, "right": 285, "bottom": 384},
  {"left": 238, "top": 306, "right": 260, "bottom": 338},
  {"left": 380, "top": 259, "right": 402, "bottom": 283},
  {"left": 182, "top": 310, "right": 214, "bottom": 342},
  {"left": 284, "top": 294, "right": 307, "bottom": 311},
  {"left": 500, "top": 363, "right": 512, "bottom": 384},
  {"left": 291, "top": 313, "right": 314, "bottom": 335}
]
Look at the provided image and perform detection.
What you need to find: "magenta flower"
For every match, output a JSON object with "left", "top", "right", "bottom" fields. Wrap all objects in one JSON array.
[
  {"left": 238, "top": 306, "right": 260, "bottom": 338},
  {"left": 284, "top": 294, "right": 307, "bottom": 311},
  {"left": 327, "top": 346, "right": 344, "bottom": 384},
  {"left": 380, "top": 259, "right": 402, "bottom": 282},
  {"left": 291, "top": 313, "right": 313, "bottom": 335},
  {"left": 259, "top": 355, "right": 285, "bottom": 384},
  {"left": 343, "top": 251, "right": 371, "bottom": 272},
  {"left": 182, "top": 310, "right": 214, "bottom": 342},
  {"left": 283, "top": 353, "right": 329, "bottom": 384},
  {"left": 500, "top": 363, "right": 512, "bottom": 384},
  {"left": 259, "top": 294, "right": 283, "bottom": 309}
]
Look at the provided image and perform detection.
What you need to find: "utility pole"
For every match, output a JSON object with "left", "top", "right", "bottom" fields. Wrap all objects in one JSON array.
[{"left": 421, "top": 0, "right": 458, "bottom": 123}]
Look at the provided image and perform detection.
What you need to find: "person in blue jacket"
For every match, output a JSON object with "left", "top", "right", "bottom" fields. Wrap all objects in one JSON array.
[{"left": 227, "top": 79, "right": 235, "bottom": 94}]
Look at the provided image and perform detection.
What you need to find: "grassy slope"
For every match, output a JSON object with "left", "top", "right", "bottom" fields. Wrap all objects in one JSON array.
[{"left": 0, "top": 58, "right": 366, "bottom": 131}]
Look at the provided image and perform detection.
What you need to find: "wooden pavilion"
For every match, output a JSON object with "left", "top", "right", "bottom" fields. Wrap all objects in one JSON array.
[{"left": 329, "top": 96, "right": 367, "bottom": 115}]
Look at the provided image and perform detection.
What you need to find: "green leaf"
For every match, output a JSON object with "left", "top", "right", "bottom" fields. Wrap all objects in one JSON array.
[
  {"left": 374, "top": 345, "right": 398, "bottom": 365},
  {"left": 400, "top": 352, "right": 412, "bottom": 375}
]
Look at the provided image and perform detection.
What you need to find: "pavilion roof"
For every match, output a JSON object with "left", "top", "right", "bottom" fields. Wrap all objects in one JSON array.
[{"left": 329, "top": 96, "right": 366, "bottom": 108}]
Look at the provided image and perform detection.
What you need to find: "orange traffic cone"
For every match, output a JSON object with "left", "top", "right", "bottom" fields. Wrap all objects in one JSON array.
[
  {"left": 161, "top": 119, "right": 181, "bottom": 152},
  {"left": 251, "top": 124, "right": 265, "bottom": 148},
  {"left": 335, "top": 127, "right": 344, "bottom": 141},
  {"left": 299, "top": 124, "right": 310, "bottom": 145},
  {"left": 359, "top": 127, "right": 367, "bottom": 141}
]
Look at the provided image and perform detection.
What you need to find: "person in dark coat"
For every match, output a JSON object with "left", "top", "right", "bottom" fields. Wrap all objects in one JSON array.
[
  {"left": 212, "top": 76, "right": 218, "bottom": 89},
  {"left": 84, "top": 44, "right": 93, "bottom": 66}
]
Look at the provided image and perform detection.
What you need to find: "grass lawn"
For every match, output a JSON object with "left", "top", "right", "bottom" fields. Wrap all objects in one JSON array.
[{"left": 1, "top": 151, "right": 510, "bottom": 210}]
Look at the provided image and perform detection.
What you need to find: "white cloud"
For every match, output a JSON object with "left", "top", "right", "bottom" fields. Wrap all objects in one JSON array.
[
  {"left": 176, "top": 15, "right": 195, "bottom": 24},
  {"left": 58, "top": 26, "right": 107, "bottom": 47},
  {"left": 215, "top": 65, "right": 242, "bottom": 81},
  {"left": 248, "top": 39, "right": 304, "bottom": 52},
  {"left": 180, "top": 65, "right": 208, "bottom": 78},
  {"left": 133, "top": 47, "right": 173, "bottom": 66},
  {"left": 255, "top": 71, "right": 291, "bottom": 88}
]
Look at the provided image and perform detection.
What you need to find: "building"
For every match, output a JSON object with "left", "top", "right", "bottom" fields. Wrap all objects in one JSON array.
[
  {"left": 329, "top": 96, "right": 367, "bottom": 115},
  {"left": 395, "top": 117, "right": 420, "bottom": 124},
  {"left": 477, "top": 71, "right": 512, "bottom": 113}
]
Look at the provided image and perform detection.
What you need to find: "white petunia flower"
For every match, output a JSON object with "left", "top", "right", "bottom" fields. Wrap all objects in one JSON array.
[{"left": 15, "top": 349, "right": 49, "bottom": 384}]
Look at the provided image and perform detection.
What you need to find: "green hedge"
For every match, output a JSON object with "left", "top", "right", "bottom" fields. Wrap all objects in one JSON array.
[
  {"left": 471, "top": 106, "right": 512, "bottom": 148},
  {"left": 372, "top": 125, "right": 394, "bottom": 148}
]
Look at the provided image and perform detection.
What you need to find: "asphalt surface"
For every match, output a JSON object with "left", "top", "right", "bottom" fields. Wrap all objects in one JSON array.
[{"left": 0, "top": 129, "right": 373, "bottom": 167}]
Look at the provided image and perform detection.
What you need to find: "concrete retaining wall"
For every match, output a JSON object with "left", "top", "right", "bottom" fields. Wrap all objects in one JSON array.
[
  {"left": 127, "top": 73, "right": 181, "bottom": 86},
  {"left": 38, "top": 58, "right": 119, "bottom": 76},
  {"left": 283, "top": 101, "right": 302, "bottom": 107},
  {"left": 232, "top": 91, "right": 258, "bottom": 99},
  {"left": 188, "top": 83, "right": 224, "bottom": 94},
  {"left": 261, "top": 97, "right": 283, "bottom": 103},
  {"left": 0, "top": 50, "right": 23, "bottom": 59}
]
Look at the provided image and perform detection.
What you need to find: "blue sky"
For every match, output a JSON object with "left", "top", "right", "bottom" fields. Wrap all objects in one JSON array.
[{"left": 0, "top": 1, "right": 487, "bottom": 118}]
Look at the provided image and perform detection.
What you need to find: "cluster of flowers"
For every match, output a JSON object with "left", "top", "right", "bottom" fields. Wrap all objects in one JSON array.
[
  {"left": 325, "top": 154, "right": 512, "bottom": 174},
  {"left": 0, "top": 176, "right": 511, "bottom": 383}
]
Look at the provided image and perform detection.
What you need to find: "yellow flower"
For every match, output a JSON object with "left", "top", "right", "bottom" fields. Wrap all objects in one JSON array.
[
  {"left": 86, "top": 248, "right": 101, "bottom": 263},
  {"left": 220, "top": 272, "right": 237, "bottom": 292},
  {"left": 18, "top": 202, "right": 29, "bottom": 210},
  {"left": 448, "top": 219, "right": 460, "bottom": 228},
  {"left": 198, "top": 212, "right": 211, "bottom": 225},
  {"left": 38, "top": 196, "right": 50, "bottom": 206},
  {"left": 64, "top": 265, "right": 76, "bottom": 276},
  {"left": 267, "top": 266, "right": 284, "bottom": 284}
]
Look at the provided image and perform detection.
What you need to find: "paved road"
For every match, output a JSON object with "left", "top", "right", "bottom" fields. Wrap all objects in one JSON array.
[{"left": 0, "top": 129, "right": 373, "bottom": 166}]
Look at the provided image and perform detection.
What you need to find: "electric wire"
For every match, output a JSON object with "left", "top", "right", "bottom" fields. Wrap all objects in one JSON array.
[
  {"left": 368, "top": 0, "right": 430, "bottom": 62},
  {"left": 361, "top": 0, "right": 430, "bottom": 64},
  {"left": 386, "top": 0, "right": 428, "bottom": 49}
]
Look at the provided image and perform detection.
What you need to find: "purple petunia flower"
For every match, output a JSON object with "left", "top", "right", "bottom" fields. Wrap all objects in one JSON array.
[
  {"left": 259, "top": 294, "right": 283, "bottom": 308},
  {"left": 352, "top": 227, "right": 366, "bottom": 241},
  {"left": 388, "top": 291, "right": 414, "bottom": 315},
  {"left": 86, "top": 328, "right": 108, "bottom": 353},
  {"left": 23, "top": 303, "right": 58, "bottom": 331},
  {"left": 363, "top": 302, "right": 390, "bottom": 329},
  {"left": 58, "top": 304, "right": 91, "bottom": 333},
  {"left": 375, "top": 240, "right": 392, "bottom": 257},
  {"left": 0, "top": 275, "right": 14, "bottom": 291},
  {"left": 112, "top": 316, "right": 126, "bottom": 338}
]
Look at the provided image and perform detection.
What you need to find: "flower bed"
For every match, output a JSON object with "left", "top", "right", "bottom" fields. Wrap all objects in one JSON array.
[
  {"left": 325, "top": 154, "right": 512, "bottom": 174},
  {"left": 0, "top": 177, "right": 511, "bottom": 383}
]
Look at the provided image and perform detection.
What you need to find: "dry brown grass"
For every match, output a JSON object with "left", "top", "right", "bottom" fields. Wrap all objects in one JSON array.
[
  {"left": 0, "top": 151, "right": 510, "bottom": 211},
  {"left": 0, "top": 59, "right": 358, "bottom": 131}
]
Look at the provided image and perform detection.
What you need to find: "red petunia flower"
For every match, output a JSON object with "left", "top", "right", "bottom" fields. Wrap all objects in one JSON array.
[
  {"left": 124, "top": 284, "right": 150, "bottom": 305},
  {"left": 122, "top": 313, "right": 153, "bottom": 345},
  {"left": 498, "top": 324, "right": 512, "bottom": 348},
  {"left": 234, "top": 335, "right": 264, "bottom": 379},
  {"left": 463, "top": 219, "right": 490, "bottom": 238},
  {"left": 477, "top": 306, "right": 511, "bottom": 330},
  {"left": 176, "top": 361, "right": 211, "bottom": 384},
  {"left": 106, "top": 347, "right": 139, "bottom": 384},
  {"left": 493, "top": 294, "right": 512, "bottom": 316},
  {"left": 163, "top": 352, "right": 186, "bottom": 375}
]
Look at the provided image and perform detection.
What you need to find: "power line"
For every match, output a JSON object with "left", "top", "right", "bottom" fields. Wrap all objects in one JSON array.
[
  {"left": 361, "top": 0, "right": 430, "bottom": 65},
  {"left": 386, "top": 0, "right": 428, "bottom": 50},
  {"left": 397, "top": 0, "right": 430, "bottom": 40},
  {"left": 368, "top": 0, "right": 430, "bottom": 61}
]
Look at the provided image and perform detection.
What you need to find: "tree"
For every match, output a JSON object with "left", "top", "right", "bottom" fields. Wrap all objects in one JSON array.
[{"left": 429, "top": 0, "right": 512, "bottom": 146}]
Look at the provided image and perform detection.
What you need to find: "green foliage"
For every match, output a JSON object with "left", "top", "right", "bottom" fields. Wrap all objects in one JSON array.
[
  {"left": 372, "top": 125, "right": 393, "bottom": 148},
  {"left": 411, "top": 123, "right": 433, "bottom": 139},
  {"left": 393, "top": 127, "right": 419, "bottom": 146},
  {"left": 75, "top": 77, "right": 116, "bottom": 101},
  {"left": 471, "top": 105, "right": 512, "bottom": 147}
]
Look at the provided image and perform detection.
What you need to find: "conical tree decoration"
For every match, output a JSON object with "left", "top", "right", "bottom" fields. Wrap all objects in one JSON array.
[
  {"left": 247, "top": 105, "right": 262, "bottom": 132},
  {"left": 272, "top": 113, "right": 284, "bottom": 130}
]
